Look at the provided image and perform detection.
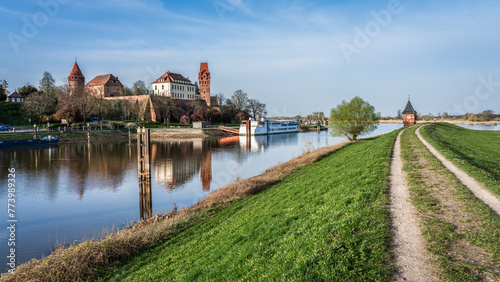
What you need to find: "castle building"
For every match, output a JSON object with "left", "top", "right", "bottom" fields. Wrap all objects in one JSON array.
[
  {"left": 402, "top": 97, "right": 417, "bottom": 126},
  {"left": 68, "top": 62, "right": 85, "bottom": 95},
  {"left": 198, "top": 62, "right": 211, "bottom": 106},
  {"left": 151, "top": 71, "right": 197, "bottom": 100},
  {"left": 86, "top": 74, "right": 124, "bottom": 97}
]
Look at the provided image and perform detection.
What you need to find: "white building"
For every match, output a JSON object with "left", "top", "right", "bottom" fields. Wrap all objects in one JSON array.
[{"left": 151, "top": 71, "right": 199, "bottom": 100}]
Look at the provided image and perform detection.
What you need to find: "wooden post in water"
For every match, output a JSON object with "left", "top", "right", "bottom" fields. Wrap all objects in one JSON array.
[
  {"left": 317, "top": 121, "right": 321, "bottom": 133},
  {"left": 245, "top": 120, "right": 251, "bottom": 150},
  {"left": 34, "top": 125, "right": 37, "bottom": 139},
  {"left": 87, "top": 124, "right": 91, "bottom": 141},
  {"left": 137, "top": 128, "right": 152, "bottom": 220}
]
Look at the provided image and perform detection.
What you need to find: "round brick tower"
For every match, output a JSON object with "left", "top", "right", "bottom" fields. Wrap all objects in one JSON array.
[{"left": 68, "top": 62, "right": 85, "bottom": 95}]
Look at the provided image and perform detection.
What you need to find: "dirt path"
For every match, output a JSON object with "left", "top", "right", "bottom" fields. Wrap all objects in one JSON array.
[
  {"left": 415, "top": 126, "right": 500, "bottom": 216},
  {"left": 389, "top": 130, "right": 437, "bottom": 281}
]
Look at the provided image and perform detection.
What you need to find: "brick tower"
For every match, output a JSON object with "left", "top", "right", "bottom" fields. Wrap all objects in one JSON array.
[
  {"left": 402, "top": 96, "right": 417, "bottom": 126},
  {"left": 68, "top": 61, "right": 85, "bottom": 95},
  {"left": 198, "top": 62, "right": 211, "bottom": 106}
]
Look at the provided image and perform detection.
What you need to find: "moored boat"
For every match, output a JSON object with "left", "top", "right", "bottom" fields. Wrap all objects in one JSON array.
[
  {"left": 239, "top": 118, "right": 299, "bottom": 135},
  {"left": 0, "top": 136, "right": 59, "bottom": 148}
]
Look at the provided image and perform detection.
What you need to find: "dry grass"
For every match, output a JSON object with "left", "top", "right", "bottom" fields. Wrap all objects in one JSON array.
[{"left": 1, "top": 141, "right": 350, "bottom": 282}]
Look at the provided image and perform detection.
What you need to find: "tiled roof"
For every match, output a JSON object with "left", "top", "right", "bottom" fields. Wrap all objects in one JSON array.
[
  {"left": 402, "top": 100, "right": 416, "bottom": 114},
  {"left": 86, "top": 74, "right": 123, "bottom": 87},
  {"left": 8, "top": 91, "right": 23, "bottom": 98},
  {"left": 152, "top": 71, "right": 191, "bottom": 84},
  {"left": 68, "top": 62, "right": 85, "bottom": 79}
]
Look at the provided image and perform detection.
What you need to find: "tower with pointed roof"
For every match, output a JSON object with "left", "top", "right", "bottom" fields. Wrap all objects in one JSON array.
[
  {"left": 402, "top": 96, "right": 417, "bottom": 126},
  {"left": 68, "top": 62, "right": 85, "bottom": 95},
  {"left": 198, "top": 62, "right": 211, "bottom": 106}
]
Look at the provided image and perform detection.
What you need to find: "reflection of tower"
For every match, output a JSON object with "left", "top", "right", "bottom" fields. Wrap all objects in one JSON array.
[
  {"left": 68, "top": 61, "right": 85, "bottom": 95},
  {"left": 200, "top": 149, "right": 212, "bottom": 192},
  {"left": 138, "top": 128, "right": 152, "bottom": 220},
  {"left": 198, "top": 62, "right": 211, "bottom": 106}
]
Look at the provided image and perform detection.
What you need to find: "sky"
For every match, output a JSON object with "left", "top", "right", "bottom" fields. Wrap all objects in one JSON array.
[{"left": 1, "top": 0, "right": 500, "bottom": 117}]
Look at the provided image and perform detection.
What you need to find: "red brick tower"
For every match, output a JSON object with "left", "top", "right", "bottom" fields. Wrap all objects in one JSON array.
[
  {"left": 198, "top": 62, "right": 211, "bottom": 106},
  {"left": 68, "top": 61, "right": 85, "bottom": 95},
  {"left": 402, "top": 97, "right": 417, "bottom": 126}
]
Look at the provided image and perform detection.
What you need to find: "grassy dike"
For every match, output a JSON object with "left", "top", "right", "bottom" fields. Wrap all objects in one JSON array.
[
  {"left": 401, "top": 126, "right": 500, "bottom": 280},
  {"left": 93, "top": 131, "right": 400, "bottom": 281},
  {"left": 420, "top": 123, "right": 500, "bottom": 197}
]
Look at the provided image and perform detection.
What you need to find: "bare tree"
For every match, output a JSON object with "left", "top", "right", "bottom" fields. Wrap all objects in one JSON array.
[
  {"left": 22, "top": 92, "right": 56, "bottom": 124},
  {"left": 73, "top": 87, "right": 96, "bottom": 123},
  {"left": 133, "top": 80, "right": 147, "bottom": 95},
  {"left": 248, "top": 99, "right": 267, "bottom": 119},
  {"left": 217, "top": 93, "right": 225, "bottom": 106},
  {"left": 230, "top": 90, "right": 249, "bottom": 112}
]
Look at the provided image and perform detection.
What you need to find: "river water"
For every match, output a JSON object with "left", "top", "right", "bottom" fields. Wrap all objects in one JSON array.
[{"left": 1, "top": 123, "right": 496, "bottom": 270}]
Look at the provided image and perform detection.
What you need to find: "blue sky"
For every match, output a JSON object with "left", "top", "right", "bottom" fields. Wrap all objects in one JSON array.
[{"left": 1, "top": 0, "right": 500, "bottom": 117}]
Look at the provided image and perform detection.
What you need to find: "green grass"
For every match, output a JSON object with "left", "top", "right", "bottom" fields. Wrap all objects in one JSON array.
[
  {"left": 401, "top": 126, "right": 500, "bottom": 281},
  {"left": 420, "top": 123, "right": 500, "bottom": 197},
  {"left": 95, "top": 131, "right": 400, "bottom": 281}
]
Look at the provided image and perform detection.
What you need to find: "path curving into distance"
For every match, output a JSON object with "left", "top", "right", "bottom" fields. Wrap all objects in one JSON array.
[
  {"left": 389, "top": 129, "right": 436, "bottom": 281},
  {"left": 416, "top": 126, "right": 500, "bottom": 216}
]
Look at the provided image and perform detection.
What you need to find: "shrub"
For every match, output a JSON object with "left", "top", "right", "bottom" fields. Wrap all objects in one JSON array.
[{"left": 180, "top": 115, "right": 191, "bottom": 125}]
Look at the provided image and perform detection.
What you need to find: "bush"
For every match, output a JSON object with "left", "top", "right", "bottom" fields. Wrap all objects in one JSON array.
[{"left": 180, "top": 115, "right": 191, "bottom": 125}]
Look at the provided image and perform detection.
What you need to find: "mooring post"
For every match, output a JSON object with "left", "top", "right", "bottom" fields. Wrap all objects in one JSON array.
[
  {"left": 137, "top": 127, "right": 152, "bottom": 220},
  {"left": 87, "top": 124, "right": 91, "bottom": 141},
  {"left": 34, "top": 125, "right": 37, "bottom": 139}
]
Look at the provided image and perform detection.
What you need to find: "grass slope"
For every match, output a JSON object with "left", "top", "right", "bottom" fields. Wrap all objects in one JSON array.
[
  {"left": 96, "top": 132, "right": 399, "bottom": 281},
  {"left": 420, "top": 123, "right": 500, "bottom": 196}
]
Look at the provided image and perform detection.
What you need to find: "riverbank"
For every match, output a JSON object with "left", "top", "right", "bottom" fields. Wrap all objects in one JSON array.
[{"left": 1, "top": 129, "right": 401, "bottom": 281}]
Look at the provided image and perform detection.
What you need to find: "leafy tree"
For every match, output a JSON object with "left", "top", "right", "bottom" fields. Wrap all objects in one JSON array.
[
  {"left": 18, "top": 84, "right": 38, "bottom": 97},
  {"left": 133, "top": 80, "right": 147, "bottom": 95},
  {"left": 0, "top": 84, "right": 6, "bottom": 102},
  {"left": 221, "top": 110, "right": 232, "bottom": 123},
  {"left": 329, "top": 96, "right": 380, "bottom": 141},
  {"left": 248, "top": 99, "right": 267, "bottom": 119},
  {"left": 230, "top": 90, "right": 249, "bottom": 112},
  {"left": 22, "top": 92, "right": 56, "bottom": 124},
  {"left": 39, "top": 71, "right": 57, "bottom": 98},
  {"left": 193, "top": 81, "right": 199, "bottom": 93}
]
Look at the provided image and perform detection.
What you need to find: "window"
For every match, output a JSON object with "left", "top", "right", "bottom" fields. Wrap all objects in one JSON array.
[
  {"left": 155, "top": 85, "right": 157, "bottom": 90},
  {"left": 162, "top": 85, "right": 164, "bottom": 90}
]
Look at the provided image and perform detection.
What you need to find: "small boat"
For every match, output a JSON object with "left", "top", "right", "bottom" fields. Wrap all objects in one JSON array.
[
  {"left": 0, "top": 136, "right": 59, "bottom": 148},
  {"left": 239, "top": 118, "right": 299, "bottom": 135}
]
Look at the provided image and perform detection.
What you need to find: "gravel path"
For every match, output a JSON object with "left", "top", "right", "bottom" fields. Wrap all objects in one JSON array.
[
  {"left": 389, "top": 130, "right": 436, "bottom": 281},
  {"left": 416, "top": 126, "right": 500, "bottom": 216}
]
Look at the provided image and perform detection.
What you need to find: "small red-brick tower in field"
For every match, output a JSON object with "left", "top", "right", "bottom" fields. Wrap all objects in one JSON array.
[
  {"left": 198, "top": 62, "right": 211, "bottom": 106},
  {"left": 402, "top": 96, "right": 417, "bottom": 126},
  {"left": 68, "top": 61, "right": 85, "bottom": 95}
]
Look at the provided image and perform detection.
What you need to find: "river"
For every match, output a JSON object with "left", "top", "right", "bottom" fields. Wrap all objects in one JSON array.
[{"left": 1, "top": 123, "right": 496, "bottom": 270}]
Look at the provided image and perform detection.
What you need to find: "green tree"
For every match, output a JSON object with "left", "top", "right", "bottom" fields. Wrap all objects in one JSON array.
[
  {"left": 0, "top": 85, "right": 6, "bottom": 102},
  {"left": 39, "top": 71, "right": 57, "bottom": 98},
  {"left": 480, "top": 110, "right": 494, "bottom": 121},
  {"left": 18, "top": 84, "right": 38, "bottom": 98},
  {"left": 329, "top": 96, "right": 381, "bottom": 141}
]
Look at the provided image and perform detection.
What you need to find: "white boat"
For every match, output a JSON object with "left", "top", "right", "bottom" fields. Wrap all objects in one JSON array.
[{"left": 239, "top": 118, "right": 299, "bottom": 135}]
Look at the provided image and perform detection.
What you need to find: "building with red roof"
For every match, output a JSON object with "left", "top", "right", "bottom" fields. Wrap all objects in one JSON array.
[{"left": 151, "top": 71, "right": 198, "bottom": 100}]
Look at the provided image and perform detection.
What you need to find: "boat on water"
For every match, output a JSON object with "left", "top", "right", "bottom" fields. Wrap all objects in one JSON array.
[
  {"left": 0, "top": 136, "right": 59, "bottom": 148},
  {"left": 239, "top": 118, "right": 299, "bottom": 135}
]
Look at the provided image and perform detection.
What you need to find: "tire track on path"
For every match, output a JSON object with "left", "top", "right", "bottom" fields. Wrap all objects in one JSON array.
[
  {"left": 389, "top": 129, "right": 436, "bottom": 281},
  {"left": 416, "top": 126, "right": 500, "bottom": 216}
]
